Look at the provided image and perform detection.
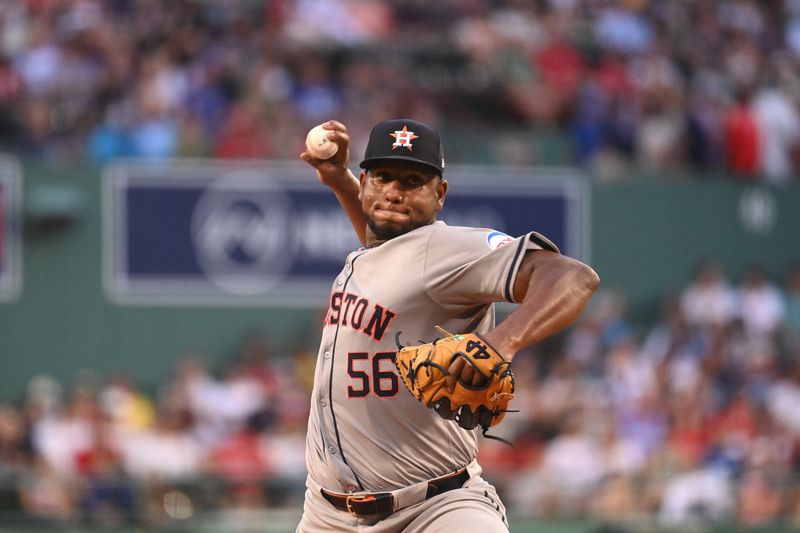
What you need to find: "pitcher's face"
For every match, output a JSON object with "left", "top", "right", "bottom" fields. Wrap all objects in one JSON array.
[{"left": 359, "top": 162, "right": 447, "bottom": 243}]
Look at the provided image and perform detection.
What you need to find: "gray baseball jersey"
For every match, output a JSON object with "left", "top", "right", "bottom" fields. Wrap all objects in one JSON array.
[{"left": 305, "top": 220, "right": 558, "bottom": 493}]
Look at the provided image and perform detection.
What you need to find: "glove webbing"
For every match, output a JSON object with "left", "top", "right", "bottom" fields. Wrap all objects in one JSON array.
[{"left": 425, "top": 330, "right": 517, "bottom": 446}]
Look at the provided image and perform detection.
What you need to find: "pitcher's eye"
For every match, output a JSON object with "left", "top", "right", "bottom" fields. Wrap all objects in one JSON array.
[{"left": 406, "top": 174, "right": 424, "bottom": 187}]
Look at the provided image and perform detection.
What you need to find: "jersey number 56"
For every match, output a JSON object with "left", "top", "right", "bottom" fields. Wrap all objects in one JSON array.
[{"left": 347, "top": 352, "right": 399, "bottom": 398}]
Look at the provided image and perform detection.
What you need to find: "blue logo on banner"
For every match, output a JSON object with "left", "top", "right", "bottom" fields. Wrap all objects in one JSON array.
[{"left": 191, "top": 172, "right": 292, "bottom": 294}]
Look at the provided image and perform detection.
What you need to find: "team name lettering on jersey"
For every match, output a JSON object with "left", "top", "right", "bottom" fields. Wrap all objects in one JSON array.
[{"left": 327, "top": 291, "right": 397, "bottom": 341}]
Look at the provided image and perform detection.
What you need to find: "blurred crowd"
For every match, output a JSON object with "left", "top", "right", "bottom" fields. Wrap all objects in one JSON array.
[
  {"left": 0, "top": 0, "right": 799, "bottom": 181},
  {"left": 482, "top": 261, "right": 800, "bottom": 528},
  {"left": 0, "top": 333, "right": 315, "bottom": 527},
  {"left": 1, "top": 261, "right": 800, "bottom": 528}
]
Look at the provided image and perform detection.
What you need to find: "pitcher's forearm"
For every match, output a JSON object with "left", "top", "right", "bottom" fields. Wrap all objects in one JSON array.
[
  {"left": 327, "top": 169, "right": 367, "bottom": 246},
  {"left": 483, "top": 255, "right": 599, "bottom": 359}
]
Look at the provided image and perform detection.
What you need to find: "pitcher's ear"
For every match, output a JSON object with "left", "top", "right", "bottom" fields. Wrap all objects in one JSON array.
[
  {"left": 358, "top": 170, "right": 368, "bottom": 200},
  {"left": 436, "top": 179, "right": 448, "bottom": 208}
]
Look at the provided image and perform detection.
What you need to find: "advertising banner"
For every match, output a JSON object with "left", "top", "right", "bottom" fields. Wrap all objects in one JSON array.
[{"left": 104, "top": 161, "right": 587, "bottom": 306}]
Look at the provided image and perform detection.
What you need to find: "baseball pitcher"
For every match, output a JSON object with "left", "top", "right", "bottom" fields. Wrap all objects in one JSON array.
[{"left": 297, "top": 119, "right": 599, "bottom": 532}]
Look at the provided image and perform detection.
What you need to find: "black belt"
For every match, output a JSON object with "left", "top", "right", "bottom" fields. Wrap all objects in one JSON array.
[{"left": 320, "top": 468, "right": 470, "bottom": 517}]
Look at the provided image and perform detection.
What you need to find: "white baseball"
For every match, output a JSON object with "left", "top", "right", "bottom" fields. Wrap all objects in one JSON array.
[{"left": 306, "top": 124, "right": 338, "bottom": 160}]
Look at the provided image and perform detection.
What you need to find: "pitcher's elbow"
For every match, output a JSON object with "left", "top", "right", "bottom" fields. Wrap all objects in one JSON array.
[{"left": 577, "top": 263, "right": 600, "bottom": 294}]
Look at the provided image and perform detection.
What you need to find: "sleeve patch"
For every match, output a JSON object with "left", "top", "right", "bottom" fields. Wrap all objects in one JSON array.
[{"left": 486, "top": 230, "right": 514, "bottom": 250}]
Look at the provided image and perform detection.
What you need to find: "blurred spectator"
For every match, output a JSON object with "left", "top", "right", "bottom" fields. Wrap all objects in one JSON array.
[
  {"left": 766, "top": 364, "right": 800, "bottom": 436},
  {"left": 588, "top": 289, "right": 633, "bottom": 352},
  {"left": 589, "top": 473, "right": 638, "bottom": 522},
  {"left": 32, "top": 388, "right": 96, "bottom": 477},
  {"left": 99, "top": 375, "right": 154, "bottom": 431},
  {"left": 19, "top": 458, "right": 76, "bottom": 525},
  {"left": 658, "top": 465, "right": 735, "bottom": 526},
  {"left": 723, "top": 88, "right": 760, "bottom": 177},
  {"left": 663, "top": 389, "right": 711, "bottom": 468},
  {"left": 598, "top": 416, "right": 647, "bottom": 478},
  {"left": 120, "top": 407, "right": 203, "bottom": 482},
  {"left": 73, "top": 416, "right": 135, "bottom": 525},
  {"left": 616, "top": 385, "right": 669, "bottom": 457},
  {"left": 752, "top": 76, "right": 800, "bottom": 184},
  {"left": 736, "top": 265, "right": 786, "bottom": 339},
  {"left": 0, "top": 403, "right": 28, "bottom": 515},
  {"left": 680, "top": 261, "right": 737, "bottom": 329},
  {"left": 508, "top": 408, "right": 604, "bottom": 517},
  {"left": 595, "top": 3, "right": 654, "bottom": 56},
  {"left": 736, "top": 468, "right": 783, "bottom": 526},
  {"left": 207, "top": 412, "right": 271, "bottom": 489},
  {"left": 0, "top": 403, "right": 28, "bottom": 475},
  {"left": 640, "top": 295, "right": 695, "bottom": 366},
  {"left": 604, "top": 337, "right": 656, "bottom": 410},
  {"left": 213, "top": 99, "right": 271, "bottom": 159},
  {"left": 629, "top": 41, "right": 686, "bottom": 173},
  {"left": 706, "top": 391, "right": 758, "bottom": 475},
  {"left": 290, "top": 55, "right": 342, "bottom": 123},
  {"left": 529, "top": 356, "right": 583, "bottom": 432}
]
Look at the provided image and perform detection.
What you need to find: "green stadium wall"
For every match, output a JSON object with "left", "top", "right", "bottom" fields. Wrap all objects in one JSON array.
[{"left": 0, "top": 161, "right": 798, "bottom": 400}]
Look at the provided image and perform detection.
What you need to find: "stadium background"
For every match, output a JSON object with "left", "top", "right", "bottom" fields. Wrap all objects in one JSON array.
[{"left": 1, "top": 1, "right": 800, "bottom": 531}]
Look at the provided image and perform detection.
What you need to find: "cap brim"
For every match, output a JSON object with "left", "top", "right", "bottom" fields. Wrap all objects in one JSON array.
[{"left": 359, "top": 156, "right": 443, "bottom": 176}]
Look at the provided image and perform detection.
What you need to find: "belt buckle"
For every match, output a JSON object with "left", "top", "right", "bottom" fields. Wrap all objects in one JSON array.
[
  {"left": 345, "top": 493, "right": 391, "bottom": 516},
  {"left": 345, "top": 494, "right": 374, "bottom": 515}
]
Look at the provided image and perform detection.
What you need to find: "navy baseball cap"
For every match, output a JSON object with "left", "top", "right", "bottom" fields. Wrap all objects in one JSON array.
[{"left": 359, "top": 119, "right": 445, "bottom": 176}]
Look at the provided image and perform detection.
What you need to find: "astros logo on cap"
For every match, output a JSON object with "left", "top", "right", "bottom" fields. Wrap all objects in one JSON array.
[{"left": 390, "top": 125, "right": 418, "bottom": 151}]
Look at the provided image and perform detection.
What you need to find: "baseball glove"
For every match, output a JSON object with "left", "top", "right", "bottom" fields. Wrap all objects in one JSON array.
[{"left": 394, "top": 328, "right": 515, "bottom": 438}]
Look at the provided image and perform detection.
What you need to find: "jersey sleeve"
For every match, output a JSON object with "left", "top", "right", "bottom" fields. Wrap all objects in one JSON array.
[{"left": 422, "top": 224, "right": 559, "bottom": 312}]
